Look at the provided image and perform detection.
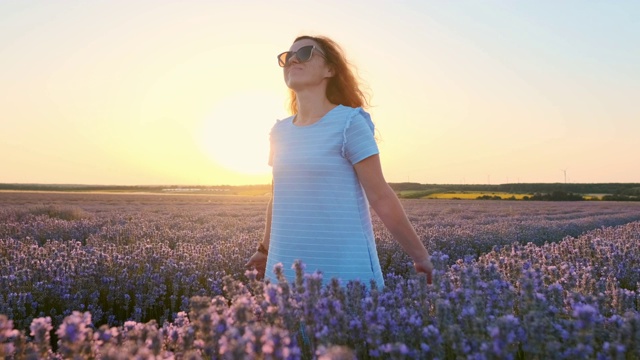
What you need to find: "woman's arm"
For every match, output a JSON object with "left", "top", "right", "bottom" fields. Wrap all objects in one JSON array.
[
  {"left": 245, "top": 183, "right": 273, "bottom": 278},
  {"left": 262, "top": 195, "right": 273, "bottom": 249},
  {"left": 354, "top": 155, "right": 433, "bottom": 284}
]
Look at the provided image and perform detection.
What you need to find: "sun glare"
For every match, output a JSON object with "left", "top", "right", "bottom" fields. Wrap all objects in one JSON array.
[{"left": 198, "top": 90, "right": 286, "bottom": 176}]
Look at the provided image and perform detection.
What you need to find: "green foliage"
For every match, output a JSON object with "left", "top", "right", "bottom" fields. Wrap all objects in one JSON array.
[
  {"left": 397, "top": 189, "right": 443, "bottom": 199},
  {"left": 476, "top": 195, "right": 503, "bottom": 200},
  {"left": 525, "top": 191, "right": 585, "bottom": 201},
  {"left": 387, "top": 182, "right": 640, "bottom": 198},
  {"left": 602, "top": 194, "right": 640, "bottom": 201}
]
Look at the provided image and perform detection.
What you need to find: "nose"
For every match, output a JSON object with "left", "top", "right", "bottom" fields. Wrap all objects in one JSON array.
[{"left": 288, "top": 53, "right": 301, "bottom": 66}]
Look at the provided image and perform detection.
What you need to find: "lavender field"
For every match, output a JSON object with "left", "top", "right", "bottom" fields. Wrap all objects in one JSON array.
[{"left": 1, "top": 191, "right": 640, "bottom": 359}]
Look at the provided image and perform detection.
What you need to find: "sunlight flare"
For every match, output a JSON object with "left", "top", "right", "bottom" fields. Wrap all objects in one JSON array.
[{"left": 197, "top": 90, "right": 285, "bottom": 176}]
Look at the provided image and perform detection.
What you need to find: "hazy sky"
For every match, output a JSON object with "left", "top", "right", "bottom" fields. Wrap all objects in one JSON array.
[{"left": 1, "top": 1, "right": 638, "bottom": 185}]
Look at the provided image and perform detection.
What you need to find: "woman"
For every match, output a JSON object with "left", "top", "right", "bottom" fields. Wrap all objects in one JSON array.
[{"left": 245, "top": 35, "right": 433, "bottom": 287}]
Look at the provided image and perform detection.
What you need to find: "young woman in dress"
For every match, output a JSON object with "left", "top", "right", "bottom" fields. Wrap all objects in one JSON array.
[{"left": 245, "top": 35, "right": 433, "bottom": 287}]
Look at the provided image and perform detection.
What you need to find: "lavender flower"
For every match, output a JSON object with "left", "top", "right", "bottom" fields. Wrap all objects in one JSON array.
[{"left": 2, "top": 195, "right": 640, "bottom": 358}]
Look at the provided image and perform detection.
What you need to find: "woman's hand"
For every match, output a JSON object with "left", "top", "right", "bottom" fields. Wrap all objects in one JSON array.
[
  {"left": 354, "top": 155, "right": 434, "bottom": 286},
  {"left": 245, "top": 252, "right": 268, "bottom": 280},
  {"left": 414, "top": 257, "right": 434, "bottom": 285}
]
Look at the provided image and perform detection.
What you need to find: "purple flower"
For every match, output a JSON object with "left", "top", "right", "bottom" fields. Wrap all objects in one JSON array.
[{"left": 572, "top": 303, "right": 599, "bottom": 329}]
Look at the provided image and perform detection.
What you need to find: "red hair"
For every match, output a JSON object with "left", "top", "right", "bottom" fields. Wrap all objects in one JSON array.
[{"left": 287, "top": 35, "right": 370, "bottom": 115}]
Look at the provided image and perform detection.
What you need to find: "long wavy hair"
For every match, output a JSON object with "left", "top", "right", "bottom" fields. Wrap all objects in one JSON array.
[{"left": 287, "top": 35, "right": 370, "bottom": 115}]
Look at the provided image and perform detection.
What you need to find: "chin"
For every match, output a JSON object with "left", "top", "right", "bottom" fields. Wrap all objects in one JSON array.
[{"left": 285, "top": 79, "right": 307, "bottom": 91}]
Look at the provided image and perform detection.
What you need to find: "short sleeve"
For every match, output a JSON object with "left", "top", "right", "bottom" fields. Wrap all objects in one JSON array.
[
  {"left": 268, "top": 131, "right": 274, "bottom": 167},
  {"left": 342, "top": 108, "right": 379, "bottom": 165},
  {"left": 268, "top": 120, "right": 280, "bottom": 167}
]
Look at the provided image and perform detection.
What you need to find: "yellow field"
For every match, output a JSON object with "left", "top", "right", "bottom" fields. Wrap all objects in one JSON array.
[
  {"left": 584, "top": 194, "right": 605, "bottom": 200},
  {"left": 424, "top": 192, "right": 529, "bottom": 200}
]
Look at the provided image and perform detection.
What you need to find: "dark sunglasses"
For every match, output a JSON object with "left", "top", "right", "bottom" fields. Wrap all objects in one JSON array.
[{"left": 277, "top": 45, "right": 325, "bottom": 67}]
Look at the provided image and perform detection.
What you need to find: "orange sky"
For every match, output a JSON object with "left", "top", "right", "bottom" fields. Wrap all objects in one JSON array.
[{"left": 1, "top": 1, "right": 638, "bottom": 185}]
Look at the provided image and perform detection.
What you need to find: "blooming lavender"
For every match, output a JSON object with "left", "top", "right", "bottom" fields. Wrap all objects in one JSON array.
[
  {"left": 0, "top": 315, "right": 20, "bottom": 358},
  {"left": 1, "top": 192, "right": 640, "bottom": 358},
  {"left": 29, "top": 316, "right": 52, "bottom": 358}
]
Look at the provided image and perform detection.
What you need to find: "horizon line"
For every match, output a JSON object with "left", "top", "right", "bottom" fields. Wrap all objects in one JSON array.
[{"left": 2, "top": 182, "right": 639, "bottom": 188}]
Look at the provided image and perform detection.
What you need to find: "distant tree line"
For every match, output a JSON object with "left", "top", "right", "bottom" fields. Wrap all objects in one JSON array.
[
  {"left": 524, "top": 191, "right": 585, "bottom": 201},
  {"left": 497, "top": 183, "right": 640, "bottom": 196},
  {"left": 2, "top": 182, "right": 639, "bottom": 201},
  {"left": 601, "top": 194, "right": 640, "bottom": 201},
  {"left": 0, "top": 183, "right": 271, "bottom": 195},
  {"left": 388, "top": 182, "right": 640, "bottom": 196},
  {"left": 476, "top": 195, "right": 517, "bottom": 201},
  {"left": 389, "top": 183, "right": 640, "bottom": 201}
]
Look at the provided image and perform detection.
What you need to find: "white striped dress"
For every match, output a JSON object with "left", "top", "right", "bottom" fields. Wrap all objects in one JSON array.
[{"left": 264, "top": 105, "right": 385, "bottom": 288}]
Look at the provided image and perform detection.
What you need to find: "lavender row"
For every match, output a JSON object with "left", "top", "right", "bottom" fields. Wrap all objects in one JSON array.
[
  {"left": 2, "top": 199, "right": 638, "bottom": 270},
  {"left": 2, "top": 221, "right": 640, "bottom": 359},
  {"left": 1, "top": 198, "right": 639, "bottom": 331}
]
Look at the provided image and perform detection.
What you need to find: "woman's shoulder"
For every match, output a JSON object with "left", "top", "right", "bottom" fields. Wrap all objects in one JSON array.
[
  {"left": 329, "top": 105, "right": 372, "bottom": 123},
  {"left": 270, "top": 115, "right": 294, "bottom": 131},
  {"left": 331, "top": 104, "right": 364, "bottom": 115},
  {"left": 276, "top": 114, "right": 295, "bottom": 123},
  {"left": 331, "top": 105, "right": 373, "bottom": 130}
]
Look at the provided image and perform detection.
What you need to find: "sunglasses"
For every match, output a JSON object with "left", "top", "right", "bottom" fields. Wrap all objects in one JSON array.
[{"left": 277, "top": 45, "right": 325, "bottom": 67}]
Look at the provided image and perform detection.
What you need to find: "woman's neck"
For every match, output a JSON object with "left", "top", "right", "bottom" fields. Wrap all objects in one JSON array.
[{"left": 294, "top": 91, "right": 335, "bottom": 126}]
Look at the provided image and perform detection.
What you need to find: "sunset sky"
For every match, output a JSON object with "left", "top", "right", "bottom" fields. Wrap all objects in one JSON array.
[{"left": 1, "top": 1, "right": 638, "bottom": 186}]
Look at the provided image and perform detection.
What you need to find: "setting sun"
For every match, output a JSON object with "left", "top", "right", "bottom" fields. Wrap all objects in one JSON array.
[
  {"left": 1, "top": 1, "right": 638, "bottom": 185},
  {"left": 198, "top": 90, "right": 285, "bottom": 177}
]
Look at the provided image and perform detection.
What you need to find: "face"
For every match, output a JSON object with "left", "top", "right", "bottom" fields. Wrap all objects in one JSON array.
[{"left": 281, "top": 39, "right": 333, "bottom": 91}]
